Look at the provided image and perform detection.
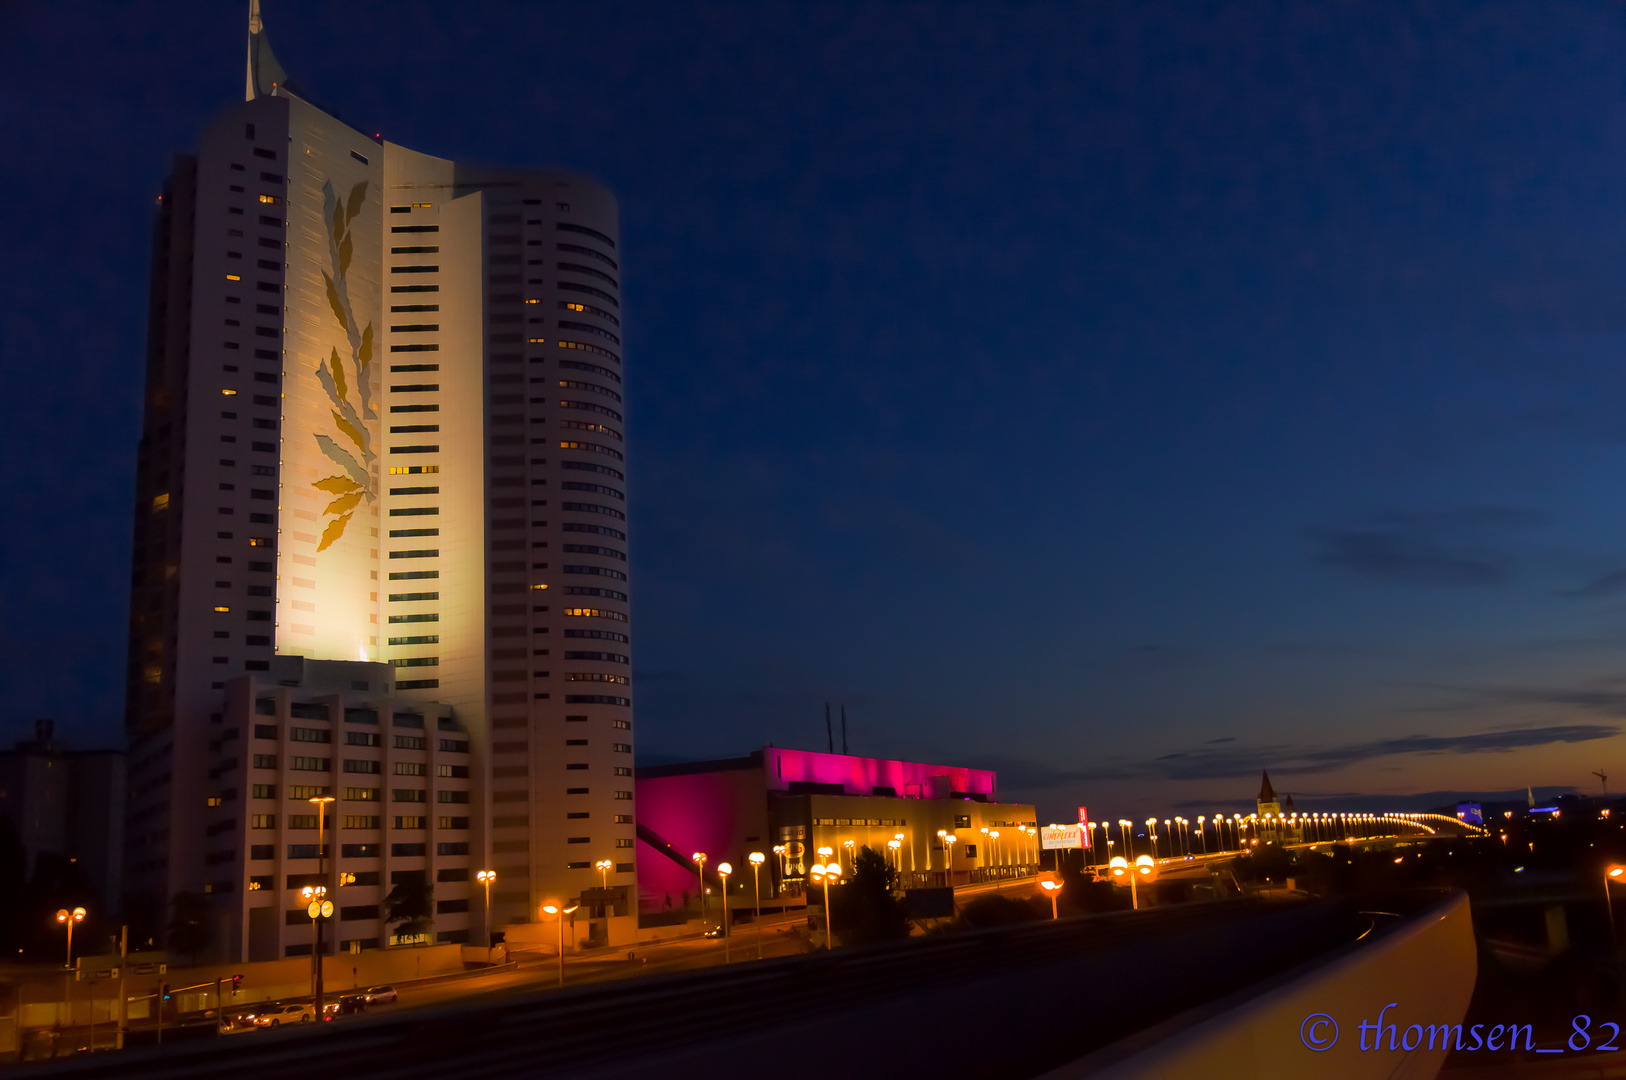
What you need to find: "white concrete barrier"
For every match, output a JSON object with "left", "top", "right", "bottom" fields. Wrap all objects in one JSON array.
[{"left": 1045, "top": 891, "right": 1477, "bottom": 1080}]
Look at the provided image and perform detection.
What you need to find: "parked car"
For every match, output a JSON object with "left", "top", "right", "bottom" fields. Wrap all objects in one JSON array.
[
  {"left": 360, "top": 985, "right": 397, "bottom": 1005},
  {"left": 247, "top": 1002, "right": 314, "bottom": 1027}
]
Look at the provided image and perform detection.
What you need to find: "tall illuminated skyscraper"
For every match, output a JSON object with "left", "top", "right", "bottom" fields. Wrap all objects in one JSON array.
[{"left": 125, "top": 6, "right": 636, "bottom": 956}]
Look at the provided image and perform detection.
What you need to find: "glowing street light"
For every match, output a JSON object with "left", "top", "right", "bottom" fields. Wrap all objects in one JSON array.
[
  {"left": 810, "top": 861, "right": 843, "bottom": 949},
  {"left": 716, "top": 863, "right": 733, "bottom": 962},
  {"left": 476, "top": 870, "right": 496, "bottom": 963},
  {"left": 1145, "top": 818, "right": 1159, "bottom": 860},
  {"left": 56, "top": 906, "right": 85, "bottom": 969},
  {"left": 1607, "top": 866, "right": 1626, "bottom": 957},
  {"left": 894, "top": 832, "right": 909, "bottom": 873},
  {"left": 842, "top": 839, "right": 855, "bottom": 873},
  {"left": 541, "top": 902, "right": 580, "bottom": 987},
  {"left": 304, "top": 793, "right": 337, "bottom": 1015},
  {"left": 990, "top": 830, "right": 1002, "bottom": 868},
  {"left": 692, "top": 852, "right": 708, "bottom": 927},
  {"left": 887, "top": 838, "right": 902, "bottom": 873},
  {"left": 748, "top": 852, "right": 766, "bottom": 960},
  {"left": 595, "top": 859, "right": 613, "bottom": 891},
  {"left": 942, "top": 833, "right": 958, "bottom": 890},
  {"left": 1118, "top": 819, "right": 1134, "bottom": 859},
  {"left": 1038, "top": 876, "right": 1063, "bottom": 920}
]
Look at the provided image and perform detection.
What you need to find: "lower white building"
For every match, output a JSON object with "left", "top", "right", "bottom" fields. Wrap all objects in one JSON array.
[{"left": 206, "top": 658, "right": 474, "bottom": 961}]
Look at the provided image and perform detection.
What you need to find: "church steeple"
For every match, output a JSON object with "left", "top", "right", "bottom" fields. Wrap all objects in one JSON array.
[
  {"left": 1258, "top": 770, "right": 1276, "bottom": 804},
  {"left": 246, "top": 0, "right": 289, "bottom": 101}
]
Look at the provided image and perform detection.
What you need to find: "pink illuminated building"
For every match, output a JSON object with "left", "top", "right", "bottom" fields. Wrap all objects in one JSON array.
[{"left": 635, "top": 747, "right": 1035, "bottom": 917}]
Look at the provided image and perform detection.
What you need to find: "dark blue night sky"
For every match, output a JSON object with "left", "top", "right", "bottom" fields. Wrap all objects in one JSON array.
[{"left": 6, "top": 2, "right": 1626, "bottom": 821}]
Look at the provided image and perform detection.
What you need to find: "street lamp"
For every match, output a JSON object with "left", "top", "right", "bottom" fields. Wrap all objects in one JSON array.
[
  {"left": 842, "top": 839, "right": 855, "bottom": 873},
  {"left": 309, "top": 793, "right": 335, "bottom": 1015},
  {"left": 299, "top": 885, "right": 332, "bottom": 1014},
  {"left": 1118, "top": 819, "right": 1133, "bottom": 859},
  {"left": 691, "top": 852, "right": 708, "bottom": 927},
  {"left": 717, "top": 863, "right": 733, "bottom": 963},
  {"left": 595, "top": 859, "right": 612, "bottom": 891},
  {"left": 748, "top": 852, "right": 766, "bottom": 960},
  {"left": 887, "top": 838, "right": 902, "bottom": 874},
  {"left": 56, "top": 907, "right": 85, "bottom": 969},
  {"left": 1145, "top": 818, "right": 1159, "bottom": 860},
  {"left": 894, "top": 832, "right": 908, "bottom": 874},
  {"left": 990, "top": 830, "right": 1002, "bottom": 869},
  {"left": 476, "top": 870, "right": 496, "bottom": 963},
  {"left": 1607, "top": 866, "right": 1626, "bottom": 958},
  {"left": 541, "top": 902, "right": 580, "bottom": 987},
  {"left": 1039, "top": 877, "right": 1063, "bottom": 920},
  {"left": 809, "top": 861, "right": 842, "bottom": 950},
  {"left": 942, "top": 833, "right": 958, "bottom": 890}
]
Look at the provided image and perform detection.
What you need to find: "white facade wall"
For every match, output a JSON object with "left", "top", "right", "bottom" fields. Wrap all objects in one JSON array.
[{"left": 129, "top": 75, "right": 637, "bottom": 953}]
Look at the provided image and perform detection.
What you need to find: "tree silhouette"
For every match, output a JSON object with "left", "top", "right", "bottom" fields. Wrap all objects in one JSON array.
[
  {"left": 383, "top": 875, "right": 434, "bottom": 937},
  {"left": 168, "top": 891, "right": 212, "bottom": 963},
  {"left": 832, "top": 846, "right": 910, "bottom": 945}
]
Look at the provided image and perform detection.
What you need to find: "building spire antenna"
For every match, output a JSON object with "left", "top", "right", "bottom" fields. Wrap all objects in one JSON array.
[
  {"left": 246, "top": 0, "right": 289, "bottom": 102},
  {"left": 841, "top": 704, "right": 848, "bottom": 755},
  {"left": 825, "top": 703, "right": 833, "bottom": 754}
]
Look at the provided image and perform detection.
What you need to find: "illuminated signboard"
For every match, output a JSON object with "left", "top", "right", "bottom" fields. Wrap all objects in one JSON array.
[{"left": 1041, "top": 824, "right": 1083, "bottom": 850}]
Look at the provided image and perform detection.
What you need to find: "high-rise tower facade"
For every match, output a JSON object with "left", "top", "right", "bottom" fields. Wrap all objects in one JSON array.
[{"left": 125, "top": 11, "right": 636, "bottom": 956}]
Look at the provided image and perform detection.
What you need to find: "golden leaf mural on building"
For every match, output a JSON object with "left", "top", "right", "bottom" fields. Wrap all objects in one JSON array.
[{"left": 312, "top": 177, "right": 376, "bottom": 551}]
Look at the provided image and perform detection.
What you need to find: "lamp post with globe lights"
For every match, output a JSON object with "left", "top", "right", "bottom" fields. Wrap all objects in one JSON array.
[
  {"left": 476, "top": 870, "right": 496, "bottom": 962},
  {"left": 716, "top": 863, "right": 733, "bottom": 961},
  {"left": 1108, "top": 854, "right": 1157, "bottom": 909},
  {"left": 1607, "top": 866, "right": 1626, "bottom": 957},
  {"left": 55, "top": 906, "right": 85, "bottom": 1039},
  {"left": 942, "top": 833, "right": 958, "bottom": 890},
  {"left": 810, "top": 861, "right": 842, "bottom": 949},
  {"left": 1039, "top": 876, "right": 1063, "bottom": 920},
  {"left": 300, "top": 885, "right": 332, "bottom": 1013},
  {"left": 748, "top": 852, "right": 766, "bottom": 959},
  {"left": 595, "top": 859, "right": 612, "bottom": 891},
  {"left": 691, "top": 852, "right": 708, "bottom": 926},
  {"left": 541, "top": 902, "right": 579, "bottom": 987},
  {"left": 887, "top": 838, "right": 902, "bottom": 874},
  {"left": 56, "top": 906, "right": 85, "bottom": 969}
]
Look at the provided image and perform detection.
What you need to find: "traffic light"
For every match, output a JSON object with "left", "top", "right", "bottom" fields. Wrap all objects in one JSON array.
[
  {"left": 161, "top": 983, "right": 171, "bottom": 1002},
  {"left": 231, "top": 973, "right": 242, "bottom": 992}
]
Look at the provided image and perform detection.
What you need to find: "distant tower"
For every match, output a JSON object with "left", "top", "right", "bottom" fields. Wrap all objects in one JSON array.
[{"left": 1256, "top": 770, "right": 1281, "bottom": 819}]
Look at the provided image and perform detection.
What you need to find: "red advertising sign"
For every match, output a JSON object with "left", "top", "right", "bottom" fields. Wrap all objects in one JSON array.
[{"left": 1078, "top": 806, "right": 1091, "bottom": 846}]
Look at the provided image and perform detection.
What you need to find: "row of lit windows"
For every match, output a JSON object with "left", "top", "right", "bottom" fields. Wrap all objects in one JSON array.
[
  {"left": 248, "top": 756, "right": 467, "bottom": 778},
  {"left": 559, "top": 419, "right": 622, "bottom": 442}
]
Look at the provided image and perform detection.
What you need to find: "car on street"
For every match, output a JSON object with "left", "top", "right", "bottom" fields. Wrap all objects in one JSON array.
[
  {"left": 702, "top": 925, "right": 725, "bottom": 939},
  {"left": 360, "top": 985, "right": 397, "bottom": 1005},
  {"left": 246, "top": 1002, "right": 314, "bottom": 1027},
  {"left": 325, "top": 995, "right": 366, "bottom": 1017}
]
